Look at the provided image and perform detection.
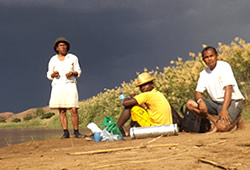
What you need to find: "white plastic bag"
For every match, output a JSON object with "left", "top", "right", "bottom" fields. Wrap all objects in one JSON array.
[{"left": 101, "top": 128, "right": 123, "bottom": 141}]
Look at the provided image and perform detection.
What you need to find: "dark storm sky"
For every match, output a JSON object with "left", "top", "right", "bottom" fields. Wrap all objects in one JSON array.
[{"left": 1, "top": 0, "right": 250, "bottom": 113}]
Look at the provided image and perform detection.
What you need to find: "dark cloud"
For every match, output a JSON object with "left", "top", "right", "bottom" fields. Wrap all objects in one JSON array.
[{"left": 0, "top": 0, "right": 250, "bottom": 113}]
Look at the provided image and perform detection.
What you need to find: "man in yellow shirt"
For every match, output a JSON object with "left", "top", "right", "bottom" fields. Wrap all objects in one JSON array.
[{"left": 117, "top": 72, "right": 173, "bottom": 136}]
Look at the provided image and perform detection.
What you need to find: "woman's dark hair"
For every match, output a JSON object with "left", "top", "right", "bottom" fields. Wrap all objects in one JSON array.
[{"left": 202, "top": 46, "right": 217, "bottom": 57}]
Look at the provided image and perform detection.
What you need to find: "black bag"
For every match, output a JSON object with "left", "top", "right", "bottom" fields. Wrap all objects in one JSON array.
[
  {"left": 171, "top": 105, "right": 183, "bottom": 131},
  {"left": 180, "top": 103, "right": 211, "bottom": 133}
]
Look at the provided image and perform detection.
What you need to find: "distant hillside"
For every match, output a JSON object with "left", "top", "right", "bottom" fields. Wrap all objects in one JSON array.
[
  {"left": 0, "top": 112, "right": 14, "bottom": 120},
  {"left": 4, "top": 107, "right": 58, "bottom": 122}
]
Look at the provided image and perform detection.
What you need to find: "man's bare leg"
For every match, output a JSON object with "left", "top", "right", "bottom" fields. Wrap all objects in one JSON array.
[
  {"left": 117, "top": 107, "right": 131, "bottom": 136},
  {"left": 217, "top": 114, "right": 243, "bottom": 132},
  {"left": 236, "top": 115, "right": 245, "bottom": 130}
]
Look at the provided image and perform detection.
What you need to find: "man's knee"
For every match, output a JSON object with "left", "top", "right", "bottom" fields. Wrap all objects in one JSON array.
[
  {"left": 186, "top": 99, "right": 196, "bottom": 110},
  {"left": 216, "top": 120, "right": 230, "bottom": 132}
]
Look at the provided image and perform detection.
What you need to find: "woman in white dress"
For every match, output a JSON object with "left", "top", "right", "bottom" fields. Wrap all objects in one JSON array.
[{"left": 47, "top": 37, "right": 84, "bottom": 138}]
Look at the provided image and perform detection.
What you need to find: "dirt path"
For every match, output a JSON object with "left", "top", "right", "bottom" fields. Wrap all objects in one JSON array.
[{"left": 0, "top": 122, "right": 250, "bottom": 170}]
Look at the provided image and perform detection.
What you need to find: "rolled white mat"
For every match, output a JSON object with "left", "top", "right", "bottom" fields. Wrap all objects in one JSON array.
[{"left": 130, "top": 124, "right": 178, "bottom": 139}]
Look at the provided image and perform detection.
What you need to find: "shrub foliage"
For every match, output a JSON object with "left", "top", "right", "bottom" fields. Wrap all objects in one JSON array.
[
  {"left": 11, "top": 118, "right": 21, "bottom": 123},
  {"left": 77, "top": 38, "right": 249, "bottom": 127},
  {"left": 0, "top": 119, "right": 6, "bottom": 123},
  {"left": 23, "top": 115, "right": 33, "bottom": 121},
  {"left": 41, "top": 113, "right": 55, "bottom": 119},
  {"left": 35, "top": 108, "right": 45, "bottom": 117}
]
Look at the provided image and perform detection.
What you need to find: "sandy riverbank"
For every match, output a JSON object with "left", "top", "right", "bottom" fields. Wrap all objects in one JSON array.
[{"left": 0, "top": 122, "right": 250, "bottom": 170}]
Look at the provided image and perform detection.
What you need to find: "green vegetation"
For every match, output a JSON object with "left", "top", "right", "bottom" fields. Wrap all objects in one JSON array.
[
  {"left": 0, "top": 119, "right": 46, "bottom": 128},
  {"left": 41, "top": 112, "right": 55, "bottom": 119},
  {"left": 0, "top": 112, "right": 70, "bottom": 129},
  {"left": 77, "top": 37, "right": 250, "bottom": 127},
  {"left": 0, "top": 119, "right": 6, "bottom": 123},
  {"left": 242, "top": 105, "right": 250, "bottom": 121},
  {"left": 45, "top": 111, "right": 74, "bottom": 128},
  {"left": 23, "top": 115, "right": 33, "bottom": 121},
  {"left": 35, "top": 108, "right": 45, "bottom": 117},
  {"left": 0, "top": 38, "right": 249, "bottom": 129},
  {"left": 11, "top": 118, "right": 21, "bottom": 123}
]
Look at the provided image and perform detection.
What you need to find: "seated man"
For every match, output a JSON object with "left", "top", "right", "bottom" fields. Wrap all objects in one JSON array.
[
  {"left": 186, "top": 46, "right": 245, "bottom": 132},
  {"left": 117, "top": 72, "right": 173, "bottom": 136}
]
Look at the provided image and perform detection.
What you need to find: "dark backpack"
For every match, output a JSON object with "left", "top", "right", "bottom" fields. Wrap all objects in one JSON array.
[
  {"left": 171, "top": 104, "right": 211, "bottom": 133},
  {"left": 180, "top": 104, "right": 211, "bottom": 133},
  {"left": 170, "top": 105, "right": 183, "bottom": 131}
]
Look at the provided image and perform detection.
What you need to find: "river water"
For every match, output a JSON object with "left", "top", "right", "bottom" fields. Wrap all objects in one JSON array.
[{"left": 0, "top": 128, "right": 88, "bottom": 147}]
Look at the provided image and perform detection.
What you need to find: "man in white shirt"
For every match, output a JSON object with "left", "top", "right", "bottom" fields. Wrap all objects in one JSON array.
[{"left": 186, "top": 46, "right": 244, "bottom": 132}]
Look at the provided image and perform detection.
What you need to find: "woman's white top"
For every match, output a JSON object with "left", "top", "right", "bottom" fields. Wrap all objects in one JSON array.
[{"left": 47, "top": 53, "right": 81, "bottom": 86}]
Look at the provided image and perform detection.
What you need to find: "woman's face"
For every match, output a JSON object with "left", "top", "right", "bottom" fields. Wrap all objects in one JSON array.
[{"left": 56, "top": 42, "right": 68, "bottom": 55}]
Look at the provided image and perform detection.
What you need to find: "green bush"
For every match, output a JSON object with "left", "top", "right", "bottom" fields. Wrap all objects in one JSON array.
[
  {"left": 23, "top": 115, "right": 33, "bottom": 121},
  {"left": 0, "top": 119, "right": 6, "bottom": 123},
  {"left": 11, "top": 118, "right": 21, "bottom": 123},
  {"left": 35, "top": 108, "right": 44, "bottom": 117},
  {"left": 41, "top": 112, "right": 55, "bottom": 119},
  {"left": 77, "top": 38, "right": 250, "bottom": 127}
]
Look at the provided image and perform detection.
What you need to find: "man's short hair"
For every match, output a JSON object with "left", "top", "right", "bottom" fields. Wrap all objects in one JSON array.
[{"left": 202, "top": 46, "right": 218, "bottom": 57}]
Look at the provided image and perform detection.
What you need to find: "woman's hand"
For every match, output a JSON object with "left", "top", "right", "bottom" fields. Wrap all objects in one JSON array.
[
  {"left": 66, "top": 72, "right": 73, "bottom": 79},
  {"left": 66, "top": 71, "right": 78, "bottom": 79},
  {"left": 51, "top": 71, "right": 60, "bottom": 78}
]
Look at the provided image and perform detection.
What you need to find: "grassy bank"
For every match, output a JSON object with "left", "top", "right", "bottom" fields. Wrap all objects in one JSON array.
[
  {"left": 0, "top": 120, "right": 48, "bottom": 129},
  {"left": 0, "top": 37, "right": 249, "bottom": 129}
]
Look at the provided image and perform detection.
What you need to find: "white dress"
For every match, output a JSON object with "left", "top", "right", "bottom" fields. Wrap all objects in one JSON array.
[{"left": 47, "top": 53, "right": 82, "bottom": 108}]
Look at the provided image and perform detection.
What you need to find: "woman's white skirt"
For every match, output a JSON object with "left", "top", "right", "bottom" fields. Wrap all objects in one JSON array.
[{"left": 49, "top": 83, "right": 79, "bottom": 108}]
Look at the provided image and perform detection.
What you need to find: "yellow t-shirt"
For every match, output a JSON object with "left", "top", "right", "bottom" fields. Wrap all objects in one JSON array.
[{"left": 134, "top": 89, "right": 173, "bottom": 125}]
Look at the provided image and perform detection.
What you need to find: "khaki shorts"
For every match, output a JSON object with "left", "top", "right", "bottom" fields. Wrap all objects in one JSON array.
[{"left": 202, "top": 99, "right": 244, "bottom": 122}]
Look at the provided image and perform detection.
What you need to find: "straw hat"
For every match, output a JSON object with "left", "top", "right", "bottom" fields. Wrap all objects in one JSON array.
[
  {"left": 53, "top": 37, "right": 70, "bottom": 53},
  {"left": 136, "top": 72, "right": 155, "bottom": 87}
]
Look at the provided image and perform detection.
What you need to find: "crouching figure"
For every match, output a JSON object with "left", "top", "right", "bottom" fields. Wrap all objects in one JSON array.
[
  {"left": 117, "top": 72, "right": 173, "bottom": 136},
  {"left": 186, "top": 46, "right": 245, "bottom": 132}
]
